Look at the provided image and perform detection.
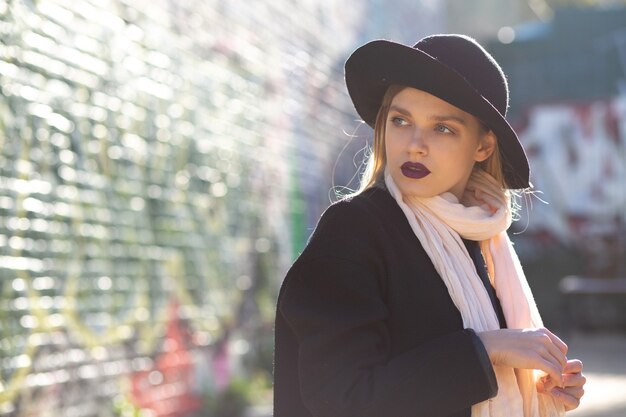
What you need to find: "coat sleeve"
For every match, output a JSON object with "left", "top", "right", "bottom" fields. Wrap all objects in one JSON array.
[{"left": 278, "top": 201, "right": 498, "bottom": 417}]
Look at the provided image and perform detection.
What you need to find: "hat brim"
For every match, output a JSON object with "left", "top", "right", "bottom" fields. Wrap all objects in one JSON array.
[{"left": 345, "top": 40, "right": 530, "bottom": 189}]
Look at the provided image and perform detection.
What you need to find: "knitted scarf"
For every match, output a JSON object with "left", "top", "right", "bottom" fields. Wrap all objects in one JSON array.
[{"left": 384, "top": 168, "right": 564, "bottom": 417}]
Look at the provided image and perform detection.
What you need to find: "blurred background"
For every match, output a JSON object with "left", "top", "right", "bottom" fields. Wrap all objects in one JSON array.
[{"left": 1, "top": 0, "right": 625, "bottom": 416}]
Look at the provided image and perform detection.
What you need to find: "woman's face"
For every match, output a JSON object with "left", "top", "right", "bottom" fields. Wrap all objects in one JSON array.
[{"left": 384, "top": 87, "right": 495, "bottom": 199}]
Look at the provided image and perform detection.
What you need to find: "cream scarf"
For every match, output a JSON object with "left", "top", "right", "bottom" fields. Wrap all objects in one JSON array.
[{"left": 384, "top": 168, "right": 564, "bottom": 417}]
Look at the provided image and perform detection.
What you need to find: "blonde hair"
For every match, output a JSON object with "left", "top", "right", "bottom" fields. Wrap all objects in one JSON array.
[{"left": 346, "top": 85, "right": 510, "bottom": 199}]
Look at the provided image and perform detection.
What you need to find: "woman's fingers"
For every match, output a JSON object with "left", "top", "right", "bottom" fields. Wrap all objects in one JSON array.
[
  {"left": 538, "top": 358, "right": 586, "bottom": 411},
  {"left": 525, "top": 329, "right": 567, "bottom": 382},
  {"left": 539, "top": 342, "right": 567, "bottom": 376},
  {"left": 562, "top": 358, "right": 586, "bottom": 390},
  {"left": 564, "top": 359, "right": 583, "bottom": 374},
  {"left": 544, "top": 328, "right": 568, "bottom": 356},
  {"left": 538, "top": 358, "right": 564, "bottom": 388},
  {"left": 550, "top": 387, "right": 583, "bottom": 411},
  {"left": 533, "top": 328, "right": 568, "bottom": 369},
  {"left": 537, "top": 364, "right": 585, "bottom": 392},
  {"left": 563, "top": 373, "right": 586, "bottom": 389},
  {"left": 478, "top": 328, "right": 568, "bottom": 385}
]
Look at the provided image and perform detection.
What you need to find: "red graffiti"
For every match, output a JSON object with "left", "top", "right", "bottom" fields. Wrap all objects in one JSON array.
[{"left": 130, "top": 301, "right": 203, "bottom": 417}]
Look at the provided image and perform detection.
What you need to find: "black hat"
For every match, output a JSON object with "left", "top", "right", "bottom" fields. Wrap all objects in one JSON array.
[{"left": 344, "top": 34, "right": 530, "bottom": 189}]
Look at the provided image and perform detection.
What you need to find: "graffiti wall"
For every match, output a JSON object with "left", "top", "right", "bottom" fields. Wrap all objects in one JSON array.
[
  {"left": 517, "top": 95, "right": 626, "bottom": 277},
  {"left": 0, "top": 0, "right": 364, "bottom": 415}
]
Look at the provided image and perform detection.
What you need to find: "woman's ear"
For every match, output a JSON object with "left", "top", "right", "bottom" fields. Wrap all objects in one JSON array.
[{"left": 475, "top": 130, "right": 497, "bottom": 162}]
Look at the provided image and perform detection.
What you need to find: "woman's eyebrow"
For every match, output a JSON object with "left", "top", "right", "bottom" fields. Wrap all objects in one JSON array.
[
  {"left": 428, "top": 114, "right": 468, "bottom": 126},
  {"left": 389, "top": 105, "right": 411, "bottom": 116},
  {"left": 390, "top": 105, "right": 468, "bottom": 126}
]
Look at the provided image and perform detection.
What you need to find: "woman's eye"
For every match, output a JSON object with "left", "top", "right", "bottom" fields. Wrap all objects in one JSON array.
[
  {"left": 435, "top": 124, "right": 452, "bottom": 134},
  {"left": 391, "top": 117, "right": 408, "bottom": 126}
]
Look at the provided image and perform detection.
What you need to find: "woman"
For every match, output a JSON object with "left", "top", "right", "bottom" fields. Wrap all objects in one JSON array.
[{"left": 274, "top": 34, "right": 585, "bottom": 417}]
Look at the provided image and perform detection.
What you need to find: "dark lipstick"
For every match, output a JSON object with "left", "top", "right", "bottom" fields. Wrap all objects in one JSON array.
[{"left": 401, "top": 162, "right": 431, "bottom": 179}]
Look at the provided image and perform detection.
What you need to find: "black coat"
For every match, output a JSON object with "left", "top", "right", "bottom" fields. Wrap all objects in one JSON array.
[{"left": 274, "top": 186, "right": 505, "bottom": 417}]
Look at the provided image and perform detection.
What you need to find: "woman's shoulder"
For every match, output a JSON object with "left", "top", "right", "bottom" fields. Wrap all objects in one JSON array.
[
  {"left": 285, "top": 187, "right": 394, "bottom": 283},
  {"left": 316, "top": 186, "right": 394, "bottom": 234},
  {"left": 295, "top": 186, "right": 399, "bottom": 261}
]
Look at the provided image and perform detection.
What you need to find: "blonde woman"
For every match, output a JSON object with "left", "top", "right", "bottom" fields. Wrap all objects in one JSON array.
[{"left": 274, "top": 34, "right": 585, "bottom": 417}]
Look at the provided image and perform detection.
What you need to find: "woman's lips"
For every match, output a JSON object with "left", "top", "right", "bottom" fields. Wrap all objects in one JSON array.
[{"left": 401, "top": 162, "right": 431, "bottom": 179}]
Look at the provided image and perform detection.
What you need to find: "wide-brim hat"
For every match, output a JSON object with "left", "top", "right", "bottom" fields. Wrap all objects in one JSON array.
[{"left": 344, "top": 34, "right": 530, "bottom": 189}]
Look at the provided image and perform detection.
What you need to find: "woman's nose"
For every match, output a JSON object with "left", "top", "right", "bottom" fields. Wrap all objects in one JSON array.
[{"left": 407, "top": 128, "right": 427, "bottom": 154}]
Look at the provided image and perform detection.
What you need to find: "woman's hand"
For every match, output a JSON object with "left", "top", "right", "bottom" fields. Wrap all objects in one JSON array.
[
  {"left": 537, "top": 359, "right": 586, "bottom": 411},
  {"left": 478, "top": 327, "right": 568, "bottom": 387}
]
